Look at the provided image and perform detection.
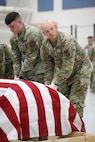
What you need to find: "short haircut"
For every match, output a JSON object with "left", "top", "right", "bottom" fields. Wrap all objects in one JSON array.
[
  {"left": 88, "top": 36, "right": 93, "bottom": 39},
  {"left": 5, "top": 11, "right": 21, "bottom": 25}
]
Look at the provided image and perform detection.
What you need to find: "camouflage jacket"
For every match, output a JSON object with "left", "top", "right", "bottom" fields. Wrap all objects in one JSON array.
[
  {"left": 89, "top": 44, "right": 95, "bottom": 68},
  {"left": 10, "top": 24, "right": 44, "bottom": 77},
  {"left": 0, "top": 41, "right": 13, "bottom": 78},
  {"left": 42, "top": 32, "right": 92, "bottom": 85},
  {"left": 84, "top": 44, "right": 92, "bottom": 58}
]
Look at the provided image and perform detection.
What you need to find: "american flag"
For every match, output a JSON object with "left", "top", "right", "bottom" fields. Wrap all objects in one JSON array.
[{"left": 0, "top": 79, "right": 85, "bottom": 142}]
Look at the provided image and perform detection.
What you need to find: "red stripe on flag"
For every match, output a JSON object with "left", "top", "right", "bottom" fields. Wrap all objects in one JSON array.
[
  {"left": 68, "top": 102, "right": 78, "bottom": 131},
  {"left": 0, "top": 82, "right": 11, "bottom": 88},
  {"left": 0, "top": 82, "right": 30, "bottom": 139},
  {"left": 9, "top": 84, "right": 30, "bottom": 139},
  {"left": 0, "top": 128, "right": 8, "bottom": 142},
  {"left": 47, "top": 87, "right": 62, "bottom": 136},
  {"left": 68, "top": 102, "right": 84, "bottom": 132},
  {"left": 80, "top": 117, "right": 86, "bottom": 132},
  {"left": 0, "top": 96, "right": 21, "bottom": 139},
  {"left": 23, "top": 80, "right": 48, "bottom": 137}
]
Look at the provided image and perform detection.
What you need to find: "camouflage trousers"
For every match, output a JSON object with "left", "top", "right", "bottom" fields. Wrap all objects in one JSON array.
[
  {"left": 0, "top": 62, "right": 14, "bottom": 79},
  {"left": 32, "top": 73, "right": 44, "bottom": 84},
  {"left": 4, "top": 63, "right": 14, "bottom": 79},
  {"left": 90, "top": 69, "right": 95, "bottom": 92},
  {"left": 0, "top": 64, "right": 5, "bottom": 78},
  {"left": 58, "top": 79, "right": 88, "bottom": 117},
  {"left": 20, "top": 71, "right": 44, "bottom": 84}
]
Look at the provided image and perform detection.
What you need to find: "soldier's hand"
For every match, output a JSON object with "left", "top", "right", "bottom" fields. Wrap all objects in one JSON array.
[
  {"left": 14, "top": 75, "right": 20, "bottom": 80},
  {"left": 47, "top": 83, "right": 58, "bottom": 90}
]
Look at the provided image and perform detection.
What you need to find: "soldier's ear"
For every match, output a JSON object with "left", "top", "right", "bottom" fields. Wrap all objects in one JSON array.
[
  {"left": 55, "top": 24, "right": 58, "bottom": 29},
  {"left": 41, "top": 29, "right": 47, "bottom": 36},
  {"left": 18, "top": 19, "right": 22, "bottom": 24},
  {"left": 42, "top": 31, "right": 46, "bottom": 36}
]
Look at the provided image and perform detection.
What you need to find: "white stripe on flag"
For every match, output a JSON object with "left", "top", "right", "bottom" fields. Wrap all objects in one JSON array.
[
  {"left": 58, "top": 91, "right": 72, "bottom": 135},
  {"left": 73, "top": 112, "right": 83, "bottom": 131},
  {"left": 33, "top": 82, "right": 55, "bottom": 136},
  {"left": 12, "top": 80, "right": 39, "bottom": 138},
  {"left": 3, "top": 88, "right": 20, "bottom": 122},
  {"left": 0, "top": 108, "right": 18, "bottom": 140}
]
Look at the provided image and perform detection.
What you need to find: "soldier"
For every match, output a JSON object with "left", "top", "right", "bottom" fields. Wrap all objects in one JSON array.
[
  {"left": 89, "top": 37, "right": 95, "bottom": 92},
  {"left": 84, "top": 36, "right": 93, "bottom": 89},
  {"left": 41, "top": 19, "right": 92, "bottom": 116},
  {"left": 5, "top": 12, "right": 44, "bottom": 83},
  {"left": 0, "top": 41, "right": 13, "bottom": 79},
  {"left": 84, "top": 36, "right": 93, "bottom": 58}
]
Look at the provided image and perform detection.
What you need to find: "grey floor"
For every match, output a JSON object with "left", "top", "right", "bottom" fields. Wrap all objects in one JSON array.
[{"left": 83, "top": 86, "right": 95, "bottom": 134}]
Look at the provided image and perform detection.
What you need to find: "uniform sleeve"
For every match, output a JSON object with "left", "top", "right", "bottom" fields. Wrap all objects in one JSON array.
[
  {"left": 21, "top": 41, "right": 39, "bottom": 70},
  {"left": 41, "top": 46, "right": 55, "bottom": 85},
  {"left": 88, "top": 45, "right": 94, "bottom": 62},
  {"left": 4, "top": 44, "right": 13, "bottom": 63},
  {"left": 58, "top": 39, "right": 76, "bottom": 83},
  {"left": 10, "top": 39, "right": 21, "bottom": 76},
  {"left": 0, "top": 44, "right": 5, "bottom": 78},
  {"left": 19, "top": 34, "right": 42, "bottom": 78}
]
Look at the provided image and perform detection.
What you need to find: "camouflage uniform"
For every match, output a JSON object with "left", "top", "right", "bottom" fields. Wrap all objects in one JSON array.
[
  {"left": 84, "top": 43, "right": 93, "bottom": 89},
  {"left": 10, "top": 24, "right": 44, "bottom": 83},
  {"left": 0, "top": 41, "right": 13, "bottom": 79},
  {"left": 89, "top": 44, "right": 95, "bottom": 92},
  {"left": 84, "top": 44, "right": 92, "bottom": 58},
  {"left": 42, "top": 32, "right": 92, "bottom": 116}
]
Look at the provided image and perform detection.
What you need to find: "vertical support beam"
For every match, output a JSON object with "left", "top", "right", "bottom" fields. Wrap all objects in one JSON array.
[
  {"left": 70, "top": 25, "right": 73, "bottom": 35},
  {"left": 94, "top": 24, "right": 95, "bottom": 37},
  {"left": 75, "top": 25, "right": 77, "bottom": 39}
]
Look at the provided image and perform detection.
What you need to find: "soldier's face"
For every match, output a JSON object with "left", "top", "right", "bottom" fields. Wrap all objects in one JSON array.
[
  {"left": 42, "top": 23, "right": 58, "bottom": 42},
  {"left": 88, "top": 38, "right": 92, "bottom": 45},
  {"left": 8, "top": 19, "right": 22, "bottom": 34}
]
